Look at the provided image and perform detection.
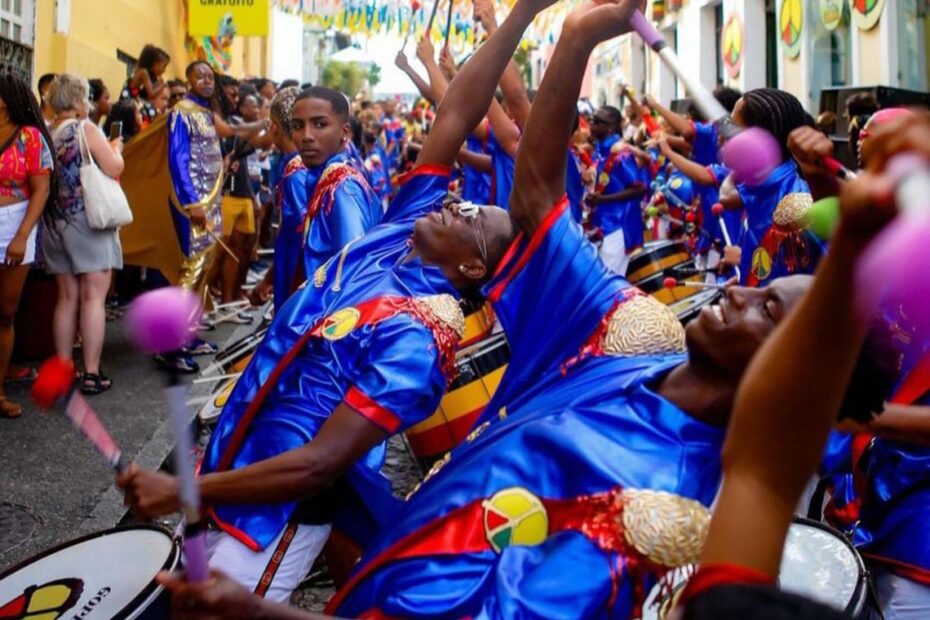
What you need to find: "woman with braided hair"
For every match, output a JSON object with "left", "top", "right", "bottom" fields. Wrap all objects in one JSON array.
[
  {"left": 720, "top": 88, "right": 825, "bottom": 287},
  {"left": 0, "top": 73, "right": 59, "bottom": 418}
]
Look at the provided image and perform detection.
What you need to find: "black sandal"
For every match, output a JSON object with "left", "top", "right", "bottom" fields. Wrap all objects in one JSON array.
[{"left": 80, "top": 373, "right": 112, "bottom": 395}]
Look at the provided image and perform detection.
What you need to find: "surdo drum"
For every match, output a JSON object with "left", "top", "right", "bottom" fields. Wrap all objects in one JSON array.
[
  {"left": 640, "top": 518, "right": 868, "bottom": 619},
  {"left": 0, "top": 526, "right": 180, "bottom": 619}
]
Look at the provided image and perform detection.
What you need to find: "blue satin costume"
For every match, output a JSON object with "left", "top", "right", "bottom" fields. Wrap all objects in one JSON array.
[
  {"left": 200, "top": 169, "right": 464, "bottom": 551},
  {"left": 273, "top": 152, "right": 312, "bottom": 312},
  {"left": 364, "top": 148, "right": 391, "bottom": 206},
  {"left": 566, "top": 148, "right": 586, "bottom": 223},
  {"left": 462, "top": 135, "right": 492, "bottom": 205},
  {"left": 735, "top": 160, "right": 824, "bottom": 286},
  {"left": 167, "top": 95, "right": 223, "bottom": 296},
  {"left": 331, "top": 201, "right": 725, "bottom": 619},
  {"left": 487, "top": 127, "right": 516, "bottom": 210},
  {"left": 300, "top": 152, "right": 382, "bottom": 293},
  {"left": 593, "top": 150, "right": 649, "bottom": 252},
  {"left": 593, "top": 133, "right": 620, "bottom": 167}
]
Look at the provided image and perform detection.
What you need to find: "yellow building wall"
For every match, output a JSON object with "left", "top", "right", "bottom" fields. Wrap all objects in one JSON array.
[
  {"left": 781, "top": 54, "right": 803, "bottom": 100},
  {"left": 857, "top": 24, "right": 883, "bottom": 85},
  {"left": 33, "top": 0, "right": 270, "bottom": 94}
]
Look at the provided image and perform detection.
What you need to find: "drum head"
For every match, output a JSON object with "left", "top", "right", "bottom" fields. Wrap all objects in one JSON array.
[
  {"left": 779, "top": 518, "right": 865, "bottom": 613},
  {"left": 198, "top": 378, "right": 238, "bottom": 426},
  {"left": 0, "top": 525, "right": 179, "bottom": 620},
  {"left": 668, "top": 289, "right": 721, "bottom": 325},
  {"left": 641, "top": 518, "right": 865, "bottom": 619}
]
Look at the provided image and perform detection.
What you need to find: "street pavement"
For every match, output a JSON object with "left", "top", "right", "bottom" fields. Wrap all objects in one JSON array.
[{"left": 0, "top": 314, "right": 238, "bottom": 572}]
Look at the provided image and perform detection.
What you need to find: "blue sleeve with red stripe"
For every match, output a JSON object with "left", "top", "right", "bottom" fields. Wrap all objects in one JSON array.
[
  {"left": 481, "top": 203, "right": 630, "bottom": 402},
  {"left": 345, "top": 317, "right": 447, "bottom": 433},
  {"left": 384, "top": 167, "right": 451, "bottom": 224}
]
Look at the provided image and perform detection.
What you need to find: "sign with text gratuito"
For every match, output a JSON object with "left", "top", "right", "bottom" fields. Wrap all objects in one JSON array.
[{"left": 189, "top": 0, "right": 270, "bottom": 37}]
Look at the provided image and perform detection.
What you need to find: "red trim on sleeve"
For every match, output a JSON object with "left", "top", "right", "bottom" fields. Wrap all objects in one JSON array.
[
  {"left": 679, "top": 563, "right": 775, "bottom": 607},
  {"left": 345, "top": 386, "right": 402, "bottom": 433},
  {"left": 207, "top": 507, "right": 262, "bottom": 552},
  {"left": 397, "top": 164, "right": 452, "bottom": 186},
  {"left": 862, "top": 554, "right": 930, "bottom": 586},
  {"left": 707, "top": 166, "right": 719, "bottom": 187},
  {"left": 488, "top": 195, "right": 570, "bottom": 303}
]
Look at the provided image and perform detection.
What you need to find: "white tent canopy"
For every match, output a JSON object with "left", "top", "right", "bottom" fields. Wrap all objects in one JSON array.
[{"left": 329, "top": 45, "right": 375, "bottom": 65}]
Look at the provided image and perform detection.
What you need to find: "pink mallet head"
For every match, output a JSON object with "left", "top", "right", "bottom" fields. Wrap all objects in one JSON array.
[
  {"left": 711, "top": 203, "right": 725, "bottom": 217},
  {"left": 721, "top": 127, "right": 781, "bottom": 186},
  {"left": 663, "top": 277, "right": 678, "bottom": 289},
  {"left": 125, "top": 287, "right": 203, "bottom": 354}
]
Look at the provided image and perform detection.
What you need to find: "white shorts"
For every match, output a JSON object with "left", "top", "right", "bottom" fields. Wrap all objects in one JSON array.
[
  {"left": 0, "top": 201, "right": 37, "bottom": 265},
  {"left": 206, "top": 523, "right": 331, "bottom": 603},
  {"left": 599, "top": 228, "right": 629, "bottom": 276}
]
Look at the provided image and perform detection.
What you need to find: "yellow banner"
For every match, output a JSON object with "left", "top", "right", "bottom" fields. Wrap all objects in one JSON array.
[{"left": 188, "top": 0, "right": 269, "bottom": 37}]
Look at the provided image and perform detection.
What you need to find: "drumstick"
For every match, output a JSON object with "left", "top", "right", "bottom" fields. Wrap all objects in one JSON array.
[
  {"left": 213, "top": 299, "right": 249, "bottom": 311},
  {"left": 192, "top": 372, "right": 242, "bottom": 385},
  {"left": 426, "top": 0, "right": 442, "bottom": 35},
  {"left": 711, "top": 203, "right": 742, "bottom": 282},
  {"left": 207, "top": 229, "right": 240, "bottom": 264},
  {"left": 443, "top": 0, "right": 454, "bottom": 49},
  {"left": 401, "top": 0, "right": 422, "bottom": 50},
  {"left": 125, "top": 288, "right": 210, "bottom": 582},
  {"left": 822, "top": 156, "right": 858, "bottom": 181},
  {"left": 663, "top": 277, "right": 728, "bottom": 291},
  {"left": 32, "top": 357, "right": 128, "bottom": 472},
  {"left": 628, "top": 10, "right": 781, "bottom": 186}
]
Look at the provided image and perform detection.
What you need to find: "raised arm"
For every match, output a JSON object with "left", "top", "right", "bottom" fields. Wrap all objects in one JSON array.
[
  {"left": 698, "top": 136, "right": 917, "bottom": 577},
  {"left": 644, "top": 93, "right": 694, "bottom": 140},
  {"left": 659, "top": 138, "right": 715, "bottom": 186},
  {"left": 474, "top": 0, "right": 532, "bottom": 131},
  {"left": 458, "top": 147, "right": 493, "bottom": 173},
  {"left": 396, "top": 50, "right": 437, "bottom": 103},
  {"left": 416, "top": 0, "right": 552, "bottom": 169},
  {"left": 510, "top": 0, "right": 642, "bottom": 233},
  {"left": 416, "top": 37, "right": 450, "bottom": 103}
]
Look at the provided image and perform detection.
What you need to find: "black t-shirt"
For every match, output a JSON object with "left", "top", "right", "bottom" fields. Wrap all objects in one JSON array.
[{"left": 222, "top": 116, "right": 255, "bottom": 199}]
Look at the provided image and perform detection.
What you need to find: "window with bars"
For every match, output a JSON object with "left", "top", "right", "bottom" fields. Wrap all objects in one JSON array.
[{"left": 0, "top": 0, "right": 33, "bottom": 46}]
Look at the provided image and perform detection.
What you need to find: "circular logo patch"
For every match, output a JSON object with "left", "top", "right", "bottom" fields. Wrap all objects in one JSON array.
[
  {"left": 321, "top": 307, "right": 361, "bottom": 341},
  {"left": 599, "top": 172, "right": 610, "bottom": 187},
  {"left": 670, "top": 177, "right": 683, "bottom": 190},
  {"left": 482, "top": 487, "right": 549, "bottom": 553},
  {"left": 751, "top": 247, "right": 773, "bottom": 281}
]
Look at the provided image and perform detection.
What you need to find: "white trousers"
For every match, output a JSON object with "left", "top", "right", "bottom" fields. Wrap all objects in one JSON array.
[
  {"left": 599, "top": 229, "right": 629, "bottom": 276},
  {"left": 206, "top": 523, "right": 331, "bottom": 603},
  {"left": 870, "top": 568, "right": 930, "bottom": 620}
]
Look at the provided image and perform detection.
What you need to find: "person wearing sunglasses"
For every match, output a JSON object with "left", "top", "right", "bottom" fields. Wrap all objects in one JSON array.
[{"left": 117, "top": 0, "right": 553, "bottom": 602}]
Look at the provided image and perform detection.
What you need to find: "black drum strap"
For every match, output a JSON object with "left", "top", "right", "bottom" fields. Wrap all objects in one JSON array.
[{"left": 254, "top": 521, "right": 299, "bottom": 598}]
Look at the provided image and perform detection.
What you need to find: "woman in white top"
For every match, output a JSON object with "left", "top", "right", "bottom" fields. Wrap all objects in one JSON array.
[{"left": 45, "top": 74, "right": 124, "bottom": 395}]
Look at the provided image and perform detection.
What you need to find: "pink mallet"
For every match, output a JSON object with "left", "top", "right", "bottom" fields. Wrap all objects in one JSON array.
[
  {"left": 855, "top": 154, "right": 930, "bottom": 339},
  {"left": 720, "top": 127, "right": 782, "bottom": 186},
  {"left": 125, "top": 287, "right": 203, "bottom": 354},
  {"left": 629, "top": 10, "right": 780, "bottom": 186}
]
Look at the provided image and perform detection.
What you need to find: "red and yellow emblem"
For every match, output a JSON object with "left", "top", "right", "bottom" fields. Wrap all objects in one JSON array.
[
  {"left": 482, "top": 487, "right": 549, "bottom": 553},
  {"left": 320, "top": 307, "right": 361, "bottom": 341},
  {"left": 851, "top": 0, "right": 885, "bottom": 31},
  {"left": 721, "top": 12, "right": 744, "bottom": 78},
  {"left": 0, "top": 579, "right": 83, "bottom": 620},
  {"left": 779, "top": 0, "right": 803, "bottom": 58}
]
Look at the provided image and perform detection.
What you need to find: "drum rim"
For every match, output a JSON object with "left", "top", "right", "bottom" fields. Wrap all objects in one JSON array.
[
  {"left": 0, "top": 524, "right": 181, "bottom": 619},
  {"left": 628, "top": 241, "right": 689, "bottom": 270},
  {"left": 215, "top": 326, "right": 268, "bottom": 362},
  {"left": 787, "top": 517, "right": 869, "bottom": 615}
]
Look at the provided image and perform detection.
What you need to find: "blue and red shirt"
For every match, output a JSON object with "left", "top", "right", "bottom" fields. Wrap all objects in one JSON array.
[
  {"left": 274, "top": 152, "right": 312, "bottom": 311},
  {"left": 487, "top": 127, "right": 516, "bottom": 211},
  {"left": 463, "top": 134, "right": 492, "bottom": 205},
  {"left": 300, "top": 152, "right": 382, "bottom": 293},
  {"left": 593, "top": 149, "right": 648, "bottom": 251},
  {"left": 329, "top": 201, "right": 725, "bottom": 619},
  {"left": 200, "top": 169, "right": 463, "bottom": 551}
]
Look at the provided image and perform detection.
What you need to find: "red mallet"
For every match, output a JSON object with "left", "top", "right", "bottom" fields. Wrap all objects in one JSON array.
[
  {"left": 664, "top": 277, "right": 728, "bottom": 291},
  {"left": 822, "top": 156, "right": 858, "bottom": 181},
  {"left": 654, "top": 193, "right": 666, "bottom": 205},
  {"left": 685, "top": 211, "right": 697, "bottom": 223},
  {"left": 32, "top": 356, "right": 76, "bottom": 409},
  {"left": 32, "top": 356, "right": 127, "bottom": 472},
  {"left": 125, "top": 288, "right": 202, "bottom": 354}
]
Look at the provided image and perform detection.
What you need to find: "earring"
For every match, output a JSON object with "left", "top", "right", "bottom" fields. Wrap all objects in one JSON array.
[{"left": 458, "top": 265, "right": 467, "bottom": 273}]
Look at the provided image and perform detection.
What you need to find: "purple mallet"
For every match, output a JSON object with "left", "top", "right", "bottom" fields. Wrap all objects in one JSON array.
[{"left": 125, "top": 287, "right": 202, "bottom": 354}]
